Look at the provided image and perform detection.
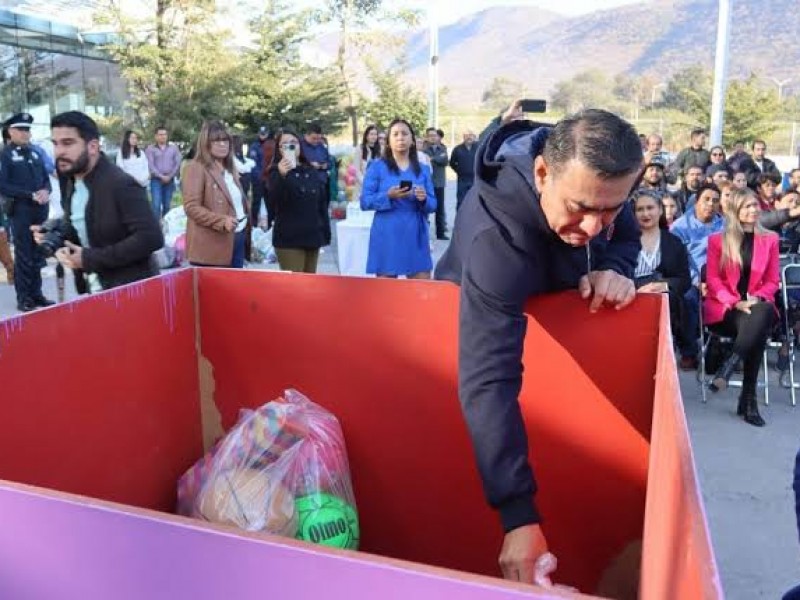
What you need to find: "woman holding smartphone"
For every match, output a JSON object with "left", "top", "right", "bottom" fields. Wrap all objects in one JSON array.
[
  {"left": 182, "top": 120, "right": 249, "bottom": 268},
  {"left": 267, "top": 129, "right": 330, "bottom": 273},
  {"left": 360, "top": 119, "right": 437, "bottom": 278},
  {"left": 704, "top": 187, "right": 779, "bottom": 426}
]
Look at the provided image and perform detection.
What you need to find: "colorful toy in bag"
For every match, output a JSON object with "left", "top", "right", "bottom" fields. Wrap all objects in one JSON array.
[{"left": 177, "top": 389, "right": 359, "bottom": 549}]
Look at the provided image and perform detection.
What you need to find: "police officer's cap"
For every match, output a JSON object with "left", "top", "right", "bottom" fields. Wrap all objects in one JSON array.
[{"left": 4, "top": 113, "right": 33, "bottom": 129}]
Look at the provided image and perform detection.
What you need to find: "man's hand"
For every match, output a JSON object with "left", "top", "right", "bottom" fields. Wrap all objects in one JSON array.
[
  {"left": 34, "top": 189, "right": 50, "bottom": 205},
  {"left": 55, "top": 241, "right": 83, "bottom": 269},
  {"left": 579, "top": 270, "right": 636, "bottom": 313},
  {"left": 160, "top": 175, "right": 171, "bottom": 184},
  {"left": 30, "top": 224, "right": 44, "bottom": 245},
  {"left": 499, "top": 524, "right": 549, "bottom": 584},
  {"left": 638, "top": 281, "right": 668, "bottom": 294},
  {"left": 501, "top": 99, "right": 525, "bottom": 125}
]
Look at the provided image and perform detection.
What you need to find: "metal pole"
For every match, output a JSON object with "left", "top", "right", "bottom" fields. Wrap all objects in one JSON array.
[
  {"left": 427, "top": 5, "right": 439, "bottom": 128},
  {"left": 709, "top": 0, "right": 732, "bottom": 146}
]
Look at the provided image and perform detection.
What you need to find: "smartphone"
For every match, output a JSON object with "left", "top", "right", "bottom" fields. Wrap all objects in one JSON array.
[
  {"left": 399, "top": 180, "right": 412, "bottom": 192},
  {"left": 284, "top": 148, "right": 297, "bottom": 170},
  {"left": 519, "top": 99, "right": 547, "bottom": 113}
]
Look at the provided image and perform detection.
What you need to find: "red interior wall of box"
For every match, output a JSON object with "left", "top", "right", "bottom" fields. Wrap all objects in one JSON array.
[
  {"left": 0, "top": 270, "right": 202, "bottom": 512},
  {"left": 196, "top": 269, "right": 659, "bottom": 594}
]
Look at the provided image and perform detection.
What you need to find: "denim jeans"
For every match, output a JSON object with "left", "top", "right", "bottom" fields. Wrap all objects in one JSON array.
[
  {"left": 150, "top": 179, "right": 175, "bottom": 218},
  {"left": 231, "top": 230, "right": 246, "bottom": 268}
]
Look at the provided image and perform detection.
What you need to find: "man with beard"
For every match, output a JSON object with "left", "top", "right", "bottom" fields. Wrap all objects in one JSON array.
[
  {"left": 32, "top": 111, "right": 162, "bottom": 293},
  {"left": 640, "top": 162, "right": 668, "bottom": 193},
  {"left": 739, "top": 140, "right": 782, "bottom": 189},
  {"left": 675, "top": 165, "right": 704, "bottom": 212},
  {"left": 0, "top": 113, "right": 53, "bottom": 312},
  {"left": 674, "top": 128, "right": 710, "bottom": 179}
]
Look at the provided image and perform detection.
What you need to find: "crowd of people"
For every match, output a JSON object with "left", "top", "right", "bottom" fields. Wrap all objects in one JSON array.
[
  {"left": 2, "top": 111, "right": 800, "bottom": 422},
  {"left": 3, "top": 102, "right": 800, "bottom": 592},
  {"left": 631, "top": 128, "right": 800, "bottom": 427}
]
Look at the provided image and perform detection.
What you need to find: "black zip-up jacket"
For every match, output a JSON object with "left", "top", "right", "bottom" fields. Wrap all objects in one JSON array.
[
  {"left": 268, "top": 165, "right": 331, "bottom": 249},
  {"left": 59, "top": 155, "right": 163, "bottom": 291},
  {"left": 434, "top": 120, "right": 640, "bottom": 531},
  {"left": 449, "top": 142, "right": 478, "bottom": 182}
]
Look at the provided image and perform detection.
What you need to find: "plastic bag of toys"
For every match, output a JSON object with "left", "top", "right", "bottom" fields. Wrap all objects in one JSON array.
[{"left": 177, "top": 389, "right": 359, "bottom": 549}]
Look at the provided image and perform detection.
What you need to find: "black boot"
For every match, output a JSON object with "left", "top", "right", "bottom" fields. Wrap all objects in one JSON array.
[
  {"left": 743, "top": 394, "right": 766, "bottom": 427},
  {"left": 736, "top": 392, "right": 748, "bottom": 416},
  {"left": 709, "top": 353, "right": 743, "bottom": 392}
]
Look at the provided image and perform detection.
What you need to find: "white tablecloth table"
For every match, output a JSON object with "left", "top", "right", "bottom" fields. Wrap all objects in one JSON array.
[{"left": 336, "top": 214, "right": 374, "bottom": 277}]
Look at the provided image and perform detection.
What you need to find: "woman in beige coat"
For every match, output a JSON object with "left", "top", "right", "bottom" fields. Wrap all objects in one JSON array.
[{"left": 182, "top": 121, "right": 249, "bottom": 267}]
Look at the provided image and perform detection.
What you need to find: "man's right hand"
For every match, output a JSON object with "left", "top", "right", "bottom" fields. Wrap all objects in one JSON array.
[
  {"left": 498, "top": 523, "right": 549, "bottom": 584},
  {"left": 30, "top": 224, "right": 44, "bottom": 245},
  {"left": 500, "top": 99, "right": 525, "bottom": 125}
]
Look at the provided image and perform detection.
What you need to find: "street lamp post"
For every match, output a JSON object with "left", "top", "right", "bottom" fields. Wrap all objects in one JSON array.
[
  {"left": 651, "top": 82, "right": 667, "bottom": 106},
  {"left": 427, "top": 5, "right": 439, "bottom": 129},
  {"left": 709, "top": 0, "right": 732, "bottom": 146},
  {"left": 770, "top": 77, "right": 792, "bottom": 102}
]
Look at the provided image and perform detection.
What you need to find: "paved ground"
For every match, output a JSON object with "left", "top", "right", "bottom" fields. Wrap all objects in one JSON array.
[{"left": 1, "top": 182, "right": 798, "bottom": 597}]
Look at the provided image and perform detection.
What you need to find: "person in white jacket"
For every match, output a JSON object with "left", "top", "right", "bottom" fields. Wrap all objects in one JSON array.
[{"left": 116, "top": 130, "right": 150, "bottom": 188}]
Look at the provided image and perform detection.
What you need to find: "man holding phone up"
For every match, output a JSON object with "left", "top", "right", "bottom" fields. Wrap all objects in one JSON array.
[
  {"left": 301, "top": 123, "right": 330, "bottom": 190},
  {"left": 435, "top": 102, "right": 642, "bottom": 586}
]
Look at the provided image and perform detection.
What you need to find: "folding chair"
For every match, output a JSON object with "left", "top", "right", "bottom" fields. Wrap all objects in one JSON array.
[{"left": 780, "top": 260, "right": 800, "bottom": 406}]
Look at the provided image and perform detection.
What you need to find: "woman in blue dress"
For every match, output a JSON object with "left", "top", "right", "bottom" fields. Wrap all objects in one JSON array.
[{"left": 360, "top": 118, "right": 437, "bottom": 278}]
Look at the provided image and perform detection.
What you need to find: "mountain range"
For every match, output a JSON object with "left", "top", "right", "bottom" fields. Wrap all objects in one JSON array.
[{"left": 313, "top": 0, "right": 800, "bottom": 109}]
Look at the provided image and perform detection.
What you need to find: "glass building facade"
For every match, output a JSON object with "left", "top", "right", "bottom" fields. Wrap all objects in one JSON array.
[{"left": 0, "top": 8, "right": 124, "bottom": 139}]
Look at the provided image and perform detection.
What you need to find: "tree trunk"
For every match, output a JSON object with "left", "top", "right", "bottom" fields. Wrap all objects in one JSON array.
[{"left": 337, "top": 0, "right": 358, "bottom": 146}]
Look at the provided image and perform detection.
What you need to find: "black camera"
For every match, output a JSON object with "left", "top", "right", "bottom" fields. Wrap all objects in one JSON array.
[{"left": 38, "top": 218, "right": 68, "bottom": 258}]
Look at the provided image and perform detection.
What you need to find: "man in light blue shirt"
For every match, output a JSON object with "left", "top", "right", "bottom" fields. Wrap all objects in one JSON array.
[{"left": 670, "top": 182, "right": 723, "bottom": 370}]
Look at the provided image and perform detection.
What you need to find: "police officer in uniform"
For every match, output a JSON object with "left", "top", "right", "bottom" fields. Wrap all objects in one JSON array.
[{"left": 0, "top": 113, "right": 53, "bottom": 312}]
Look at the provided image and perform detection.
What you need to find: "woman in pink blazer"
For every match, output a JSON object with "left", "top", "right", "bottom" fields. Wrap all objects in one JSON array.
[{"left": 704, "top": 187, "right": 779, "bottom": 426}]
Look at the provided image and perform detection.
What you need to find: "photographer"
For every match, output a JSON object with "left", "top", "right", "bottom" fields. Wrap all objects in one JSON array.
[{"left": 33, "top": 111, "right": 163, "bottom": 293}]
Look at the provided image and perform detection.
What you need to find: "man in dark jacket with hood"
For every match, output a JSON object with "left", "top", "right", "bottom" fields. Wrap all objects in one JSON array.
[{"left": 435, "top": 105, "right": 642, "bottom": 585}]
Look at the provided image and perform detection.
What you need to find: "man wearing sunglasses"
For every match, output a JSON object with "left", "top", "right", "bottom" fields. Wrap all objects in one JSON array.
[{"left": 435, "top": 105, "right": 642, "bottom": 587}]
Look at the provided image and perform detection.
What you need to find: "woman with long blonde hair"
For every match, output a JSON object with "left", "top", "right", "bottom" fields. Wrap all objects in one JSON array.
[{"left": 704, "top": 187, "right": 779, "bottom": 426}]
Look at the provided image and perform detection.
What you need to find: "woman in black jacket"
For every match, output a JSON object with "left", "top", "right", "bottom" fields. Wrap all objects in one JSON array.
[
  {"left": 632, "top": 189, "right": 692, "bottom": 343},
  {"left": 267, "top": 129, "right": 330, "bottom": 273}
]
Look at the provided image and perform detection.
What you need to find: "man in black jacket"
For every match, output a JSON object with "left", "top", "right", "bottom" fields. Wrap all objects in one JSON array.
[
  {"left": 449, "top": 130, "right": 478, "bottom": 210},
  {"left": 435, "top": 107, "right": 642, "bottom": 585},
  {"left": 33, "top": 111, "right": 163, "bottom": 292},
  {"left": 739, "top": 140, "right": 782, "bottom": 189}
]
